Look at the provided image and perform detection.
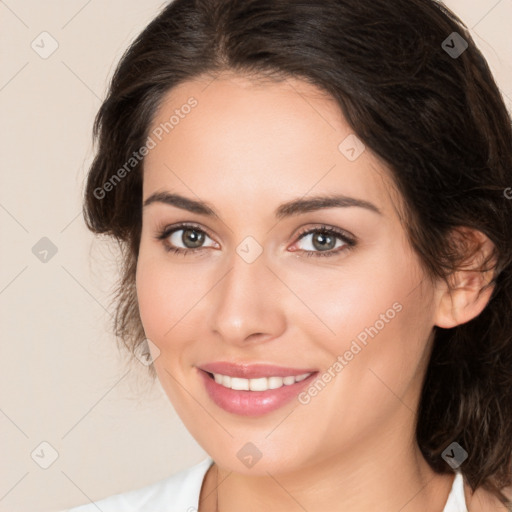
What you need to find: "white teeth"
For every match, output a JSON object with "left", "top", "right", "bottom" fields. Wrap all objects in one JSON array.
[
  {"left": 211, "top": 372, "right": 312, "bottom": 391},
  {"left": 268, "top": 376, "right": 284, "bottom": 389},
  {"left": 230, "top": 377, "right": 249, "bottom": 390},
  {"left": 249, "top": 377, "right": 268, "bottom": 391}
]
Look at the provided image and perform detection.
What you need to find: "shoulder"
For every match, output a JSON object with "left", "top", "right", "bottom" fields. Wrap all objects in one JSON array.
[{"left": 64, "top": 457, "right": 213, "bottom": 512}]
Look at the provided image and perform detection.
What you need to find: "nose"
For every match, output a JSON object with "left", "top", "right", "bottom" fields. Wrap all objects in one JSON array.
[{"left": 208, "top": 249, "right": 287, "bottom": 347}]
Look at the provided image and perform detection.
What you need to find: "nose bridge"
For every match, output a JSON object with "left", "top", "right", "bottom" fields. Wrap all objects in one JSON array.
[{"left": 209, "top": 246, "right": 284, "bottom": 344}]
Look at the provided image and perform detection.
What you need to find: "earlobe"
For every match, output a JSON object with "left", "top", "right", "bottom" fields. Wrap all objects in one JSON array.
[
  {"left": 433, "top": 228, "right": 497, "bottom": 329},
  {"left": 434, "top": 276, "right": 495, "bottom": 328}
]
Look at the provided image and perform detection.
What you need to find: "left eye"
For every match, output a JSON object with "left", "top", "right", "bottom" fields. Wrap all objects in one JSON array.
[
  {"left": 296, "top": 230, "right": 343, "bottom": 251},
  {"left": 292, "top": 227, "right": 356, "bottom": 258}
]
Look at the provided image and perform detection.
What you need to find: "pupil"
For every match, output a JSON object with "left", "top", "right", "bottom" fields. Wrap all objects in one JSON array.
[
  {"left": 313, "top": 232, "right": 335, "bottom": 251},
  {"left": 184, "top": 229, "right": 204, "bottom": 249}
]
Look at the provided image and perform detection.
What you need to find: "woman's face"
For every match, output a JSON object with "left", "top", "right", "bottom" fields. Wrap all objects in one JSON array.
[{"left": 136, "top": 73, "right": 441, "bottom": 475}]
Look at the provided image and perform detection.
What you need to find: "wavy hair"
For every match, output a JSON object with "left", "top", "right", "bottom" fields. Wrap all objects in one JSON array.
[{"left": 82, "top": 0, "right": 512, "bottom": 506}]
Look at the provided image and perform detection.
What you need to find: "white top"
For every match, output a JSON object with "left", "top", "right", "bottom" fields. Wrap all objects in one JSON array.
[{"left": 66, "top": 457, "right": 468, "bottom": 512}]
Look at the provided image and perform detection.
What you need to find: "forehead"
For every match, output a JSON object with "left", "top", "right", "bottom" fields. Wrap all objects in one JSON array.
[{"left": 142, "top": 73, "right": 400, "bottom": 220}]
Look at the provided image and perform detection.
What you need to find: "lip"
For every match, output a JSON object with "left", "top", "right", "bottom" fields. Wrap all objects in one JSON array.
[
  {"left": 197, "top": 363, "right": 318, "bottom": 417},
  {"left": 198, "top": 361, "right": 317, "bottom": 379}
]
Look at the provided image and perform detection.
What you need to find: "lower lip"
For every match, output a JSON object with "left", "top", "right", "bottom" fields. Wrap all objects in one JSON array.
[{"left": 198, "top": 369, "right": 318, "bottom": 416}]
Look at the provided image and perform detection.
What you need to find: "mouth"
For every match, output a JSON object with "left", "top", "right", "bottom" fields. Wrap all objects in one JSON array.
[{"left": 197, "top": 362, "right": 318, "bottom": 416}]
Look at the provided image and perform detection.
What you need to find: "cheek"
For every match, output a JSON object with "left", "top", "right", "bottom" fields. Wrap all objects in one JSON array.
[
  {"left": 297, "top": 240, "right": 433, "bottom": 396},
  {"left": 294, "top": 293, "right": 433, "bottom": 456},
  {"left": 136, "top": 241, "right": 185, "bottom": 324},
  {"left": 135, "top": 250, "right": 213, "bottom": 365},
  {"left": 322, "top": 278, "right": 434, "bottom": 421},
  {"left": 136, "top": 257, "right": 165, "bottom": 336},
  {"left": 135, "top": 252, "right": 184, "bottom": 348},
  {"left": 288, "top": 256, "right": 413, "bottom": 353}
]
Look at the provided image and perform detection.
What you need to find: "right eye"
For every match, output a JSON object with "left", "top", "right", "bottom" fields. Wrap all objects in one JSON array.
[{"left": 155, "top": 222, "right": 218, "bottom": 255}]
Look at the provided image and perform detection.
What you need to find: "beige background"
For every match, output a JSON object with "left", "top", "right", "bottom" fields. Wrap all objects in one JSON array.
[{"left": 0, "top": 1, "right": 511, "bottom": 511}]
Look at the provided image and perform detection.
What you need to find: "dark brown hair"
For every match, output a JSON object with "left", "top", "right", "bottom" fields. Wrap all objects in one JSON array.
[{"left": 82, "top": 0, "right": 512, "bottom": 506}]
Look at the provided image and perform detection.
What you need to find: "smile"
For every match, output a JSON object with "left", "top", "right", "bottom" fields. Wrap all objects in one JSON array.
[{"left": 197, "top": 362, "right": 318, "bottom": 416}]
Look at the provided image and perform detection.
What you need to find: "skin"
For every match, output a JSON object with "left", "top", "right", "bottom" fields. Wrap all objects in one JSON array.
[{"left": 135, "top": 72, "right": 498, "bottom": 511}]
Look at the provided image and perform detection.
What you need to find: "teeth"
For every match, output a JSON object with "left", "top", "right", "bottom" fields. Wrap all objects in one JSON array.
[
  {"left": 211, "top": 372, "right": 312, "bottom": 391},
  {"left": 231, "top": 377, "right": 249, "bottom": 390},
  {"left": 249, "top": 377, "right": 268, "bottom": 391},
  {"left": 268, "top": 376, "right": 284, "bottom": 389}
]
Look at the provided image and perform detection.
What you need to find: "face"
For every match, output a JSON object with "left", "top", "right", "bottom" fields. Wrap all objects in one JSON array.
[{"left": 136, "top": 72, "right": 439, "bottom": 476}]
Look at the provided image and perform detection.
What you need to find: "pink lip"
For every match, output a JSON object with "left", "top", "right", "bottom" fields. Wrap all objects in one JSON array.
[
  {"left": 198, "top": 361, "right": 317, "bottom": 379},
  {"left": 197, "top": 363, "right": 318, "bottom": 416}
]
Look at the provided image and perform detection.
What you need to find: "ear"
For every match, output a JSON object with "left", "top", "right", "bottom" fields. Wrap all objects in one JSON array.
[{"left": 433, "top": 227, "right": 497, "bottom": 329}]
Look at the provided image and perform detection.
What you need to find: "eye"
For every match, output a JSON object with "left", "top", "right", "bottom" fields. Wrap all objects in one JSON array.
[
  {"left": 155, "top": 222, "right": 217, "bottom": 255},
  {"left": 292, "top": 225, "right": 356, "bottom": 258}
]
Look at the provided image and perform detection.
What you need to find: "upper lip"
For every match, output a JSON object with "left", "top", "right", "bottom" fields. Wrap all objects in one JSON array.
[{"left": 198, "top": 362, "right": 318, "bottom": 379}]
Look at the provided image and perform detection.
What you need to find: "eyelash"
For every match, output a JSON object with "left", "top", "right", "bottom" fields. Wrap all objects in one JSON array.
[{"left": 154, "top": 222, "right": 357, "bottom": 258}]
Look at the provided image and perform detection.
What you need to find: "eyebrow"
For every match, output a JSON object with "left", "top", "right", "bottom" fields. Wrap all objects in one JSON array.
[{"left": 143, "top": 191, "right": 382, "bottom": 219}]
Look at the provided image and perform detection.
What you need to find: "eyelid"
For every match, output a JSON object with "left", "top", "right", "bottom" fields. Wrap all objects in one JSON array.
[{"left": 294, "top": 224, "right": 356, "bottom": 243}]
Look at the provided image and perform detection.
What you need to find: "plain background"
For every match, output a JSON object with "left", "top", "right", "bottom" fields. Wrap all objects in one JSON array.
[{"left": 0, "top": 1, "right": 511, "bottom": 511}]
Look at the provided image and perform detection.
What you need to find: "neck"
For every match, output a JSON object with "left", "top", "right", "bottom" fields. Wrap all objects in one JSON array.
[{"left": 199, "top": 414, "right": 454, "bottom": 512}]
